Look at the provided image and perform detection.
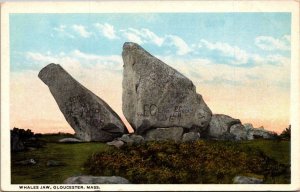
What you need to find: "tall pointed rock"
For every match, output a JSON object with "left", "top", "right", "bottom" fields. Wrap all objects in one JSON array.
[
  {"left": 39, "top": 63, "right": 127, "bottom": 142},
  {"left": 122, "top": 42, "right": 212, "bottom": 135}
]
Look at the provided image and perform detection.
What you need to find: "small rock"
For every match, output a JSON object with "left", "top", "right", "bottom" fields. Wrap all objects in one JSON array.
[
  {"left": 106, "top": 140, "right": 124, "bottom": 149},
  {"left": 233, "top": 176, "right": 263, "bottom": 184},
  {"left": 15, "top": 159, "right": 36, "bottom": 165},
  {"left": 59, "top": 138, "right": 83, "bottom": 143},
  {"left": 46, "top": 160, "right": 64, "bottom": 167},
  {"left": 118, "top": 134, "right": 145, "bottom": 145},
  {"left": 208, "top": 114, "right": 241, "bottom": 138},
  {"left": 63, "top": 176, "right": 130, "bottom": 184},
  {"left": 118, "top": 134, "right": 132, "bottom": 143},
  {"left": 182, "top": 132, "right": 200, "bottom": 142},
  {"left": 230, "top": 124, "right": 247, "bottom": 140},
  {"left": 129, "top": 134, "right": 145, "bottom": 144},
  {"left": 144, "top": 127, "right": 184, "bottom": 142},
  {"left": 244, "top": 123, "right": 276, "bottom": 140}
]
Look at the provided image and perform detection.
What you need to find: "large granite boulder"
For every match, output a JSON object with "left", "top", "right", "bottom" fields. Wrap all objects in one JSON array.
[
  {"left": 208, "top": 114, "right": 241, "bottom": 139},
  {"left": 122, "top": 42, "right": 212, "bottom": 134},
  {"left": 144, "top": 127, "right": 184, "bottom": 142},
  {"left": 39, "top": 64, "right": 128, "bottom": 142},
  {"left": 63, "top": 176, "right": 130, "bottom": 184}
]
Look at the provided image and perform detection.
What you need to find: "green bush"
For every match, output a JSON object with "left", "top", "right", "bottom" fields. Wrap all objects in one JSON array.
[{"left": 84, "top": 140, "right": 290, "bottom": 184}]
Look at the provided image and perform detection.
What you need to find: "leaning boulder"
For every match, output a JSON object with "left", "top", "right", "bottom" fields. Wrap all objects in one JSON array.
[
  {"left": 144, "top": 127, "right": 184, "bottom": 142},
  {"left": 208, "top": 114, "right": 241, "bottom": 139},
  {"left": 39, "top": 64, "right": 128, "bottom": 142},
  {"left": 122, "top": 42, "right": 212, "bottom": 134},
  {"left": 63, "top": 176, "right": 130, "bottom": 184}
]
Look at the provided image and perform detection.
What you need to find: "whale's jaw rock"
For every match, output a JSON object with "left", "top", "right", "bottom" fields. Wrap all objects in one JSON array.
[
  {"left": 122, "top": 42, "right": 212, "bottom": 135},
  {"left": 39, "top": 63, "right": 127, "bottom": 142}
]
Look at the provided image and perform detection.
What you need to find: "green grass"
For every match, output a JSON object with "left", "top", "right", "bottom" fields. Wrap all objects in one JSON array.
[
  {"left": 242, "top": 139, "right": 290, "bottom": 165},
  {"left": 11, "top": 136, "right": 290, "bottom": 184},
  {"left": 11, "top": 136, "right": 111, "bottom": 184}
]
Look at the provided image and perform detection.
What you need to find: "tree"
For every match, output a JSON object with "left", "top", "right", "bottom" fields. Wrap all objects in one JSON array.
[{"left": 280, "top": 125, "right": 291, "bottom": 140}]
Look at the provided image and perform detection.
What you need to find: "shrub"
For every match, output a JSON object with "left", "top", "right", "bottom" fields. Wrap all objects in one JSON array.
[{"left": 84, "top": 140, "right": 289, "bottom": 184}]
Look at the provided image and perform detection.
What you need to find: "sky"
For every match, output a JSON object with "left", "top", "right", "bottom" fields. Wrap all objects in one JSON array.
[{"left": 9, "top": 13, "right": 291, "bottom": 134}]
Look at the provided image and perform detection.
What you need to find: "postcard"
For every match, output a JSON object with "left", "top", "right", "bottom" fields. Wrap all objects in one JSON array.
[{"left": 1, "top": 1, "right": 299, "bottom": 191}]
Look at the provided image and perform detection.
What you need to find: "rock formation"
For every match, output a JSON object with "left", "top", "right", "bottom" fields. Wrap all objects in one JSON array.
[
  {"left": 208, "top": 114, "right": 247, "bottom": 140},
  {"left": 144, "top": 127, "right": 184, "bottom": 142},
  {"left": 244, "top": 123, "right": 276, "bottom": 140},
  {"left": 38, "top": 63, "right": 127, "bottom": 142},
  {"left": 122, "top": 42, "right": 212, "bottom": 135}
]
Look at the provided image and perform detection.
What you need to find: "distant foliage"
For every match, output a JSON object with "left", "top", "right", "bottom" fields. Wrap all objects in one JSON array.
[
  {"left": 84, "top": 140, "right": 289, "bottom": 184},
  {"left": 11, "top": 127, "right": 34, "bottom": 140},
  {"left": 11, "top": 127, "right": 44, "bottom": 150},
  {"left": 280, "top": 125, "right": 291, "bottom": 140}
]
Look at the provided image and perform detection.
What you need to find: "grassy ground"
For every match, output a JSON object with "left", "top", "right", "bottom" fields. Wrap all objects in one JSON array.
[
  {"left": 11, "top": 135, "right": 111, "bottom": 184},
  {"left": 11, "top": 135, "right": 290, "bottom": 184}
]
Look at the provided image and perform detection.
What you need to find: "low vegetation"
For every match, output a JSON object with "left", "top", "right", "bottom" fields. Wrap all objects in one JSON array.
[
  {"left": 11, "top": 133, "right": 290, "bottom": 184},
  {"left": 84, "top": 140, "right": 290, "bottom": 184}
]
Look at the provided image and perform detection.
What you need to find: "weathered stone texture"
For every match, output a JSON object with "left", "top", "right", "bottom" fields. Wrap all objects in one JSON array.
[
  {"left": 122, "top": 42, "right": 212, "bottom": 135},
  {"left": 39, "top": 63, "right": 127, "bottom": 142}
]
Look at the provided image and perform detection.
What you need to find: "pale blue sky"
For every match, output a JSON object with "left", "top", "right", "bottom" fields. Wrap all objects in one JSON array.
[{"left": 10, "top": 13, "right": 291, "bottom": 71}]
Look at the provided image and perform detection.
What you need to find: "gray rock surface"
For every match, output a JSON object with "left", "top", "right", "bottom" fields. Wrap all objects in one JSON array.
[
  {"left": 208, "top": 114, "right": 241, "bottom": 138},
  {"left": 106, "top": 140, "right": 124, "bottom": 149},
  {"left": 243, "top": 123, "right": 275, "bottom": 140},
  {"left": 233, "top": 176, "right": 263, "bottom": 184},
  {"left": 247, "top": 128, "right": 275, "bottom": 140},
  {"left": 182, "top": 132, "right": 200, "bottom": 142},
  {"left": 39, "top": 64, "right": 128, "bottom": 142},
  {"left": 58, "top": 138, "right": 83, "bottom": 143},
  {"left": 230, "top": 124, "right": 247, "bottom": 140},
  {"left": 15, "top": 159, "right": 36, "bottom": 165},
  {"left": 144, "top": 127, "right": 184, "bottom": 142},
  {"left": 63, "top": 176, "right": 130, "bottom": 184},
  {"left": 118, "top": 134, "right": 145, "bottom": 145},
  {"left": 122, "top": 42, "right": 212, "bottom": 134}
]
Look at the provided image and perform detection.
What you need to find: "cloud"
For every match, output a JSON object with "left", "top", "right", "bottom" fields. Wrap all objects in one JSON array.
[
  {"left": 53, "top": 25, "right": 75, "bottom": 38},
  {"left": 72, "top": 24, "right": 92, "bottom": 38},
  {"left": 199, "top": 40, "right": 249, "bottom": 65},
  {"left": 25, "top": 50, "right": 123, "bottom": 73},
  {"left": 94, "top": 23, "right": 118, "bottom": 40},
  {"left": 165, "top": 35, "right": 192, "bottom": 56},
  {"left": 121, "top": 28, "right": 164, "bottom": 46},
  {"left": 255, "top": 35, "right": 290, "bottom": 51}
]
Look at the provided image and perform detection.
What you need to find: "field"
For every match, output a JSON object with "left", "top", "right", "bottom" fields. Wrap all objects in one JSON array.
[{"left": 11, "top": 134, "right": 290, "bottom": 184}]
